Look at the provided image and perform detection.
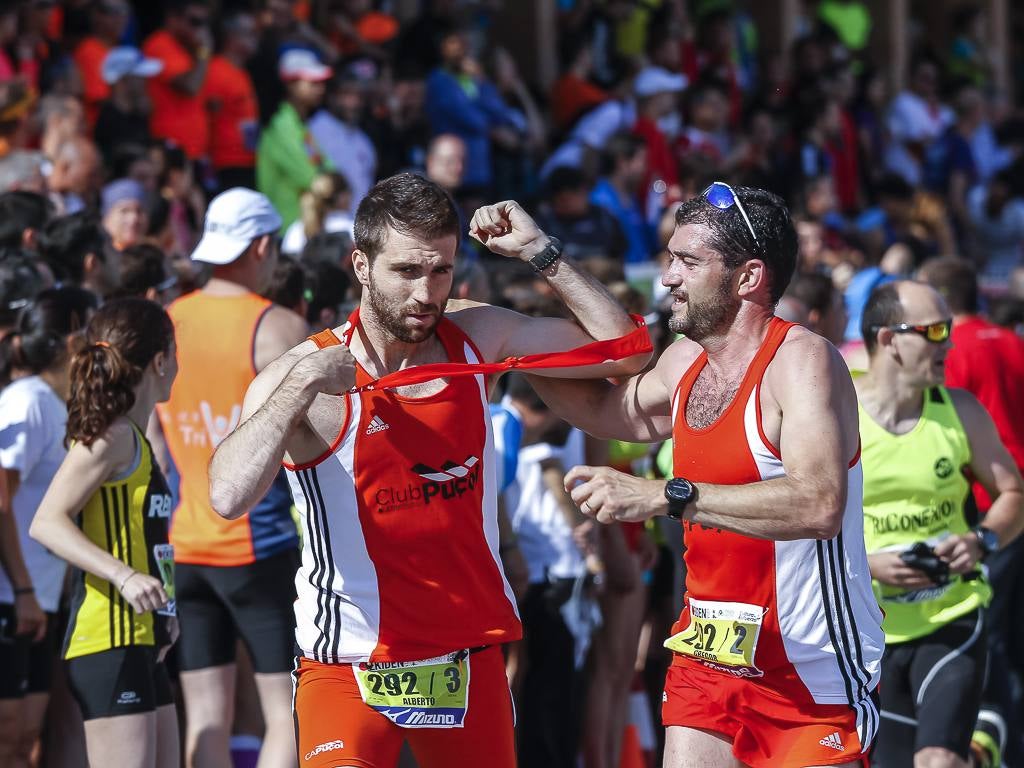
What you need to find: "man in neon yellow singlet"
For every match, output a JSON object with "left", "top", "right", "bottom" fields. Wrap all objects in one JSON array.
[{"left": 856, "top": 281, "right": 1024, "bottom": 768}]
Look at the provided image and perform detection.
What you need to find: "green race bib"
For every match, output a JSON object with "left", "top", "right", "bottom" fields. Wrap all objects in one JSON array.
[{"left": 153, "top": 544, "right": 176, "bottom": 617}]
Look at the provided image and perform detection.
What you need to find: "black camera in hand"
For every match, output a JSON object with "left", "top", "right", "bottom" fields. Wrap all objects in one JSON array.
[{"left": 899, "top": 542, "right": 950, "bottom": 585}]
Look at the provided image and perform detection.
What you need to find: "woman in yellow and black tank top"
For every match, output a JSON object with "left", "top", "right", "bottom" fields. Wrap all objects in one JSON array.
[{"left": 30, "top": 298, "right": 179, "bottom": 768}]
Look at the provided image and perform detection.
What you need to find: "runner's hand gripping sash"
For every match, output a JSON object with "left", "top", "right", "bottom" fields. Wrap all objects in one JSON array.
[{"left": 308, "top": 312, "right": 652, "bottom": 392}]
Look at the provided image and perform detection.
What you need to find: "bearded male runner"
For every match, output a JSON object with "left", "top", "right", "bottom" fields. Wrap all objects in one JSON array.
[
  {"left": 208, "top": 172, "right": 649, "bottom": 768},
  {"left": 532, "top": 183, "right": 885, "bottom": 768}
]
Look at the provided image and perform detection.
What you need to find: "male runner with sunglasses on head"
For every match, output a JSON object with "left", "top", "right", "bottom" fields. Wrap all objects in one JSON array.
[
  {"left": 855, "top": 281, "right": 1024, "bottom": 768},
  {"left": 530, "top": 182, "right": 885, "bottom": 767}
]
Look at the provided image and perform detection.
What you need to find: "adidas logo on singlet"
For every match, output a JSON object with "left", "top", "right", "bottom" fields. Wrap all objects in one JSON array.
[
  {"left": 819, "top": 731, "right": 844, "bottom": 751},
  {"left": 366, "top": 415, "right": 390, "bottom": 435}
]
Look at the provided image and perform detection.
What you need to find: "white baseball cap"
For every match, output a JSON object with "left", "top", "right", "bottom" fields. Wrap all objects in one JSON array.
[
  {"left": 634, "top": 66, "right": 688, "bottom": 98},
  {"left": 279, "top": 49, "right": 332, "bottom": 82},
  {"left": 191, "top": 188, "right": 283, "bottom": 265},
  {"left": 102, "top": 46, "right": 163, "bottom": 85}
]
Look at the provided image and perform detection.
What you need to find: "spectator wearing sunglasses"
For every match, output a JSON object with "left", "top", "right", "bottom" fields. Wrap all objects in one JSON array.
[
  {"left": 142, "top": 0, "right": 214, "bottom": 160},
  {"left": 857, "top": 280, "right": 1024, "bottom": 768}
]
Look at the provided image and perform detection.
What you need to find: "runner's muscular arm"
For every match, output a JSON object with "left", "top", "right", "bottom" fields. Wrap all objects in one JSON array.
[
  {"left": 208, "top": 342, "right": 355, "bottom": 519},
  {"left": 933, "top": 389, "right": 1024, "bottom": 573},
  {"left": 527, "top": 337, "right": 697, "bottom": 442},
  {"left": 681, "top": 337, "right": 858, "bottom": 539},
  {"left": 463, "top": 201, "right": 651, "bottom": 378},
  {"left": 566, "top": 334, "right": 858, "bottom": 541}
]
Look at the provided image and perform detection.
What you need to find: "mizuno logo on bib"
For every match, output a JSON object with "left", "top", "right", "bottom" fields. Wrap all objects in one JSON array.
[{"left": 352, "top": 651, "right": 471, "bottom": 728}]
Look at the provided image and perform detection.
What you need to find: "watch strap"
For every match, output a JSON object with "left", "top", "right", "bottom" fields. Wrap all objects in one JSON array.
[{"left": 528, "top": 237, "right": 562, "bottom": 272}]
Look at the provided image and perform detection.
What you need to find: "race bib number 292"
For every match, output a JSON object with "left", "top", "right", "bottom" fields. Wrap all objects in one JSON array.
[
  {"left": 664, "top": 598, "right": 766, "bottom": 678},
  {"left": 353, "top": 652, "right": 470, "bottom": 728}
]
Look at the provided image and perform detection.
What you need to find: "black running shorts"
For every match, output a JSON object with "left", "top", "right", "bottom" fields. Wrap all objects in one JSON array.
[
  {"left": 873, "top": 609, "right": 987, "bottom": 766},
  {"left": 173, "top": 547, "right": 299, "bottom": 674},
  {"left": 0, "top": 604, "right": 57, "bottom": 699},
  {"left": 66, "top": 645, "right": 173, "bottom": 720}
]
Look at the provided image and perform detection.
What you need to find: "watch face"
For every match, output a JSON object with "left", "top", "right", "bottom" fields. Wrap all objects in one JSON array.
[
  {"left": 979, "top": 528, "right": 998, "bottom": 553},
  {"left": 665, "top": 478, "right": 693, "bottom": 503}
]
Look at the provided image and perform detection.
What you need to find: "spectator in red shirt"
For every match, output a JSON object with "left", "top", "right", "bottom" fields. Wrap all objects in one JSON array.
[
  {"left": 206, "top": 10, "right": 260, "bottom": 192},
  {"left": 920, "top": 255, "right": 1024, "bottom": 764},
  {"left": 142, "top": 0, "right": 214, "bottom": 160},
  {"left": 920, "top": 256, "right": 1024, "bottom": 498},
  {"left": 72, "top": 0, "right": 131, "bottom": 127},
  {"left": 631, "top": 66, "right": 686, "bottom": 218}
]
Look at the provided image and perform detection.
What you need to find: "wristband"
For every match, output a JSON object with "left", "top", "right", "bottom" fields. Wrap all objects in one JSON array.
[
  {"left": 528, "top": 237, "right": 562, "bottom": 273},
  {"left": 14, "top": 586, "right": 34, "bottom": 595}
]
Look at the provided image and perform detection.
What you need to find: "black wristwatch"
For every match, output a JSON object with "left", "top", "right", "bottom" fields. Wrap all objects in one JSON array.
[
  {"left": 528, "top": 236, "right": 563, "bottom": 272},
  {"left": 664, "top": 478, "right": 697, "bottom": 521},
  {"left": 973, "top": 526, "right": 999, "bottom": 560}
]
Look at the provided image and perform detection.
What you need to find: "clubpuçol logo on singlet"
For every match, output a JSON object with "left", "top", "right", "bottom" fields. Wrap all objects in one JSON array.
[{"left": 374, "top": 456, "right": 480, "bottom": 514}]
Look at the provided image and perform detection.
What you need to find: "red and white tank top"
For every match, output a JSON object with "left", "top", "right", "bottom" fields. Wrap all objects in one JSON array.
[
  {"left": 670, "top": 319, "right": 883, "bottom": 714},
  {"left": 283, "top": 311, "right": 521, "bottom": 664}
]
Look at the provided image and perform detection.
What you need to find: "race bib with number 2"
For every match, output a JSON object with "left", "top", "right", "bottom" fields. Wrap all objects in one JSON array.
[{"left": 664, "top": 598, "right": 766, "bottom": 678}]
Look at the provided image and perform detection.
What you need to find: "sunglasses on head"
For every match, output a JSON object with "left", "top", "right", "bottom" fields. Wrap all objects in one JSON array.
[
  {"left": 701, "top": 181, "right": 761, "bottom": 250},
  {"left": 872, "top": 320, "right": 952, "bottom": 343}
]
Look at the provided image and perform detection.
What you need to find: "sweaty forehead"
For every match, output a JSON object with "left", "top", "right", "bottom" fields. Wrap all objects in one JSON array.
[
  {"left": 668, "top": 223, "right": 722, "bottom": 262},
  {"left": 378, "top": 228, "right": 457, "bottom": 263}
]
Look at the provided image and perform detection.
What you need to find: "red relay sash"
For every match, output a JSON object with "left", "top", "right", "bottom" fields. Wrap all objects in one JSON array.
[{"left": 310, "top": 311, "right": 652, "bottom": 392}]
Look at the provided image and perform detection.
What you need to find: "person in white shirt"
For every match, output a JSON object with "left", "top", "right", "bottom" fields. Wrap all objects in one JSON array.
[
  {"left": 501, "top": 374, "right": 598, "bottom": 768},
  {"left": 0, "top": 287, "right": 96, "bottom": 766},
  {"left": 886, "top": 58, "right": 954, "bottom": 185},
  {"left": 308, "top": 73, "right": 377, "bottom": 216}
]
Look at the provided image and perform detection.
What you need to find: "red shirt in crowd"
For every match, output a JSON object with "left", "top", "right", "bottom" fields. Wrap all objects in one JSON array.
[
  {"left": 944, "top": 315, "right": 1024, "bottom": 510},
  {"left": 143, "top": 30, "right": 209, "bottom": 159},
  {"left": 205, "top": 55, "right": 257, "bottom": 170},
  {"left": 633, "top": 115, "right": 678, "bottom": 199},
  {"left": 74, "top": 36, "right": 110, "bottom": 127}
]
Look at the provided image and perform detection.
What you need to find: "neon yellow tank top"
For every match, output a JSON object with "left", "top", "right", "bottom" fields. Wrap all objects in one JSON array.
[
  {"left": 63, "top": 423, "right": 175, "bottom": 659},
  {"left": 860, "top": 385, "right": 991, "bottom": 644}
]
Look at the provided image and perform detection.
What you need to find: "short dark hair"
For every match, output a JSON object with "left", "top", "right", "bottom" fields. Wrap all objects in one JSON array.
[
  {"left": 861, "top": 282, "right": 904, "bottom": 354},
  {"left": 165, "top": 0, "right": 208, "bottom": 16},
  {"left": 37, "top": 212, "right": 106, "bottom": 286},
  {"left": 0, "top": 249, "right": 45, "bottom": 328},
  {"left": 787, "top": 272, "right": 835, "bottom": 315},
  {"left": 305, "top": 261, "right": 350, "bottom": 325},
  {"left": 875, "top": 173, "right": 915, "bottom": 202},
  {"left": 112, "top": 243, "right": 169, "bottom": 298},
  {"left": 674, "top": 185, "right": 797, "bottom": 303},
  {"left": 301, "top": 231, "right": 354, "bottom": 267},
  {"left": 354, "top": 173, "right": 460, "bottom": 260},
  {"left": 600, "top": 132, "right": 646, "bottom": 176},
  {"left": 0, "top": 192, "right": 53, "bottom": 249},
  {"left": 544, "top": 166, "right": 588, "bottom": 198},
  {"left": 919, "top": 256, "right": 977, "bottom": 314},
  {"left": 263, "top": 255, "right": 307, "bottom": 312}
]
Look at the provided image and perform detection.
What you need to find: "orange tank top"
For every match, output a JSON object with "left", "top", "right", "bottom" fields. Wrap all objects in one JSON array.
[{"left": 158, "top": 291, "right": 297, "bottom": 566}]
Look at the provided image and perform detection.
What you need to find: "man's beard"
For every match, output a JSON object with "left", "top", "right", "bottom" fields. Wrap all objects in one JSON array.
[
  {"left": 366, "top": 278, "right": 446, "bottom": 344},
  {"left": 668, "top": 272, "right": 740, "bottom": 341}
]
